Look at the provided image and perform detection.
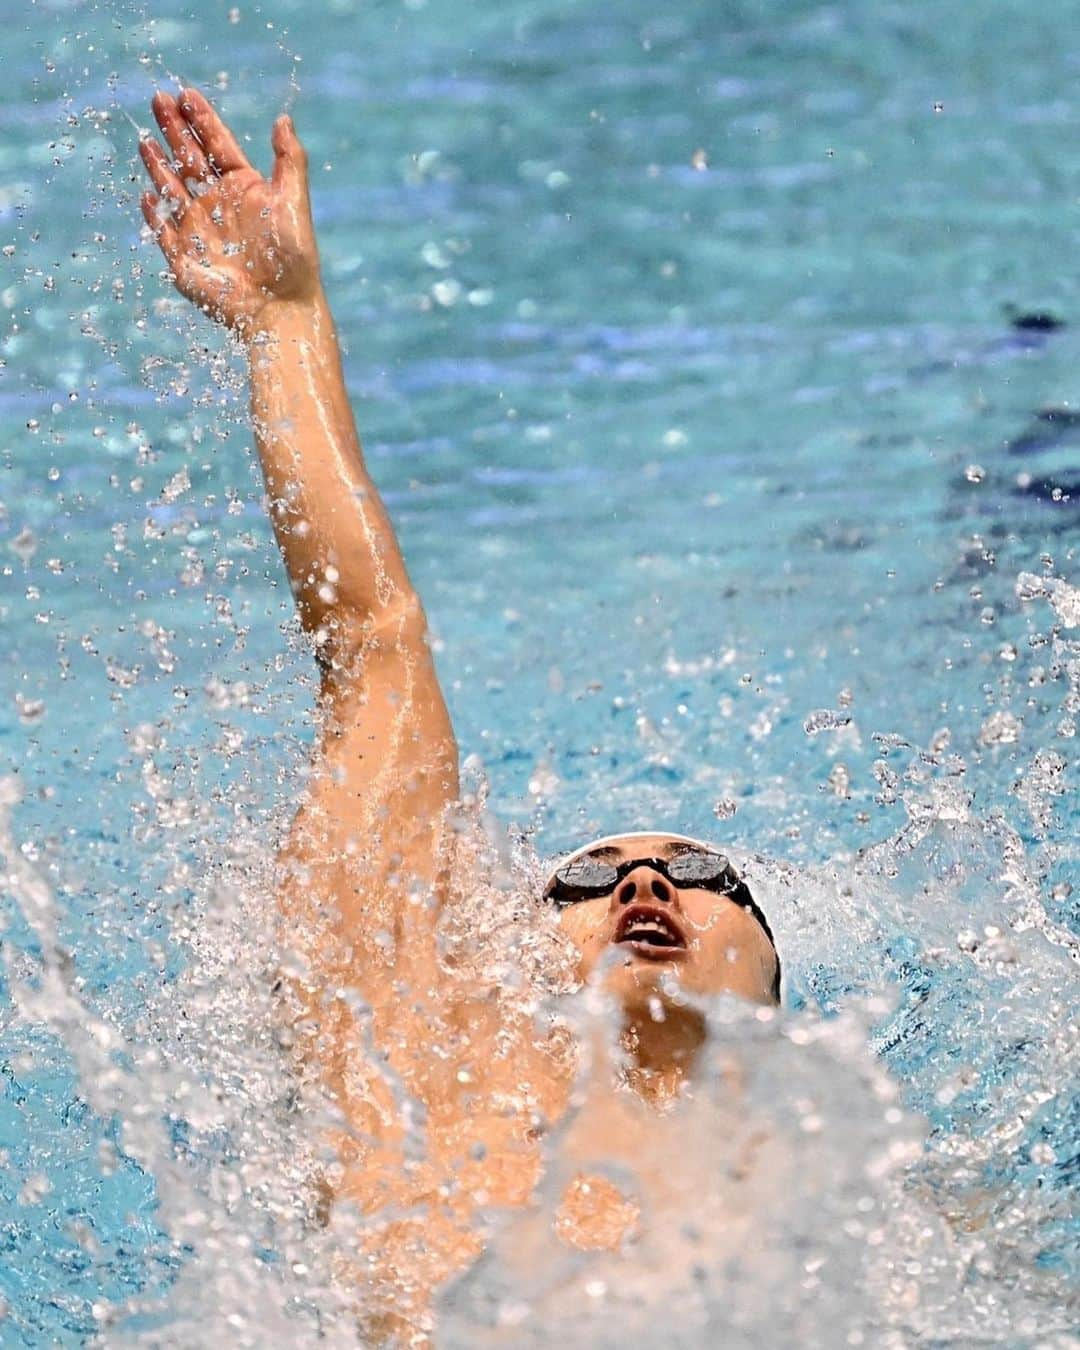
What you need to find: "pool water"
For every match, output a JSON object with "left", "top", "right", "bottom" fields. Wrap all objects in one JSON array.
[{"left": 0, "top": 0, "right": 1077, "bottom": 1343}]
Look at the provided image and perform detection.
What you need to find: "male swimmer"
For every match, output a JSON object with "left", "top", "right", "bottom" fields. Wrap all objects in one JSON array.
[{"left": 138, "top": 88, "right": 782, "bottom": 1341}]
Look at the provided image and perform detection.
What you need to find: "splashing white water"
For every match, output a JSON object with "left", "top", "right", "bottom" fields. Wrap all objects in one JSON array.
[{"left": 1, "top": 575, "right": 1076, "bottom": 1347}]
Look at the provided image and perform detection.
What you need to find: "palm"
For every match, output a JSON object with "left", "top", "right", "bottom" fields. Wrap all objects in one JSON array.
[
  {"left": 180, "top": 168, "right": 311, "bottom": 319},
  {"left": 140, "top": 88, "right": 318, "bottom": 330}
]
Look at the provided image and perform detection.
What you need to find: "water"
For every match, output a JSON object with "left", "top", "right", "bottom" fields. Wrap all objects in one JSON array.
[{"left": 1, "top": 0, "right": 1077, "bottom": 1343}]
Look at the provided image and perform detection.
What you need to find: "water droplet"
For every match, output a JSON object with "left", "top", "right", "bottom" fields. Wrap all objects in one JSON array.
[
  {"left": 826, "top": 763, "right": 850, "bottom": 798},
  {"left": 712, "top": 798, "right": 737, "bottom": 819},
  {"left": 421, "top": 240, "right": 450, "bottom": 269},
  {"left": 979, "top": 711, "right": 1021, "bottom": 745},
  {"left": 871, "top": 760, "right": 898, "bottom": 804},
  {"left": 432, "top": 278, "right": 462, "bottom": 307},
  {"left": 528, "top": 763, "right": 560, "bottom": 798},
  {"left": 9, "top": 527, "right": 36, "bottom": 562},
  {"left": 803, "top": 709, "right": 851, "bottom": 735},
  {"left": 870, "top": 732, "right": 911, "bottom": 752},
  {"left": 160, "top": 467, "right": 191, "bottom": 504},
  {"left": 15, "top": 694, "right": 45, "bottom": 725},
  {"left": 106, "top": 660, "right": 140, "bottom": 689},
  {"left": 749, "top": 710, "right": 772, "bottom": 740},
  {"left": 18, "top": 1174, "right": 52, "bottom": 1206},
  {"left": 964, "top": 464, "right": 985, "bottom": 483}
]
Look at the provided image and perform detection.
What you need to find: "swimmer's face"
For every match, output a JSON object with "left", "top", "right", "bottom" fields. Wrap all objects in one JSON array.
[{"left": 551, "top": 834, "right": 780, "bottom": 1009}]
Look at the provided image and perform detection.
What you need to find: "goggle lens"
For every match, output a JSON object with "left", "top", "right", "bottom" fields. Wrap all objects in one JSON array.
[{"left": 545, "top": 850, "right": 734, "bottom": 908}]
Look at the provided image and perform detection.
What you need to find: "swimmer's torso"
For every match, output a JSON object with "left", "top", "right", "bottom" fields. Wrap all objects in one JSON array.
[{"left": 305, "top": 933, "right": 781, "bottom": 1344}]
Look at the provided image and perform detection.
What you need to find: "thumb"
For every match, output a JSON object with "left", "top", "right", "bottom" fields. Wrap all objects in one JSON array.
[{"left": 271, "top": 113, "right": 309, "bottom": 192}]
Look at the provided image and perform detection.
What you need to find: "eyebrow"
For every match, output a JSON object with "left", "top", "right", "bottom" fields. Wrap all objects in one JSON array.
[{"left": 585, "top": 846, "right": 623, "bottom": 862}]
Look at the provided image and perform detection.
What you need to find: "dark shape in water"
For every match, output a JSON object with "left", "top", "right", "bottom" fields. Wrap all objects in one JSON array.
[
  {"left": 1006, "top": 309, "right": 1066, "bottom": 332},
  {"left": 1007, "top": 408, "right": 1080, "bottom": 457},
  {"left": 1012, "top": 475, "right": 1078, "bottom": 506}
]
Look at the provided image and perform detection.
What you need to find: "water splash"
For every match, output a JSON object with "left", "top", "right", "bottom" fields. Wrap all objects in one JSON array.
[{"left": 4, "top": 610, "right": 1077, "bottom": 1345}]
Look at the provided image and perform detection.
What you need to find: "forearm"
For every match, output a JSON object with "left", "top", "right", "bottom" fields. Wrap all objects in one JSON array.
[
  {"left": 141, "top": 89, "right": 427, "bottom": 674},
  {"left": 245, "top": 288, "right": 420, "bottom": 660}
]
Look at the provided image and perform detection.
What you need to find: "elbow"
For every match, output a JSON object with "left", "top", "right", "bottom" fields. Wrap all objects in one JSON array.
[{"left": 313, "top": 593, "right": 430, "bottom": 688}]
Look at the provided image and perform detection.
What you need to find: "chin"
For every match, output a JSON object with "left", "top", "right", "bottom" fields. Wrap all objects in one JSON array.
[
  {"left": 603, "top": 955, "right": 775, "bottom": 1010},
  {"left": 601, "top": 951, "right": 688, "bottom": 1005}
]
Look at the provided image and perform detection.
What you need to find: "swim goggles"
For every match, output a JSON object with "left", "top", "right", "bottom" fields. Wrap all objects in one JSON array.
[{"left": 544, "top": 848, "right": 743, "bottom": 908}]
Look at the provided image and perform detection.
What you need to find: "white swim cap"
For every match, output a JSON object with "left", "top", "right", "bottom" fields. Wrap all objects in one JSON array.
[{"left": 546, "top": 830, "right": 717, "bottom": 877}]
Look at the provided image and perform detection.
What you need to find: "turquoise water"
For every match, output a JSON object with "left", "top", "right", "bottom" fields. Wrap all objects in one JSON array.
[{"left": 1, "top": 0, "right": 1077, "bottom": 1343}]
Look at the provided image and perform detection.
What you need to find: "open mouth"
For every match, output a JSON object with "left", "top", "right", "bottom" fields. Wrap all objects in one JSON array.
[{"left": 613, "top": 905, "right": 688, "bottom": 961}]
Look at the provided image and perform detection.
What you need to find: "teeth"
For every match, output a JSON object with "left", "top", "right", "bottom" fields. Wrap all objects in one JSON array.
[{"left": 621, "top": 916, "right": 681, "bottom": 945}]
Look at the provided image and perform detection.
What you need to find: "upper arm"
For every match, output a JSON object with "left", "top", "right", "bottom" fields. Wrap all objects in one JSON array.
[{"left": 276, "top": 598, "right": 459, "bottom": 1006}]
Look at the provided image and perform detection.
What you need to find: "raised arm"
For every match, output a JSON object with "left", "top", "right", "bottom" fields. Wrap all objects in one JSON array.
[
  {"left": 139, "top": 89, "right": 459, "bottom": 986},
  {"left": 138, "top": 94, "right": 537, "bottom": 1334},
  {"left": 141, "top": 90, "right": 435, "bottom": 679}
]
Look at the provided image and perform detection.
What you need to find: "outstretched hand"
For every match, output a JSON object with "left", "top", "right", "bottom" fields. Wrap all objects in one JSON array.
[{"left": 139, "top": 87, "right": 320, "bottom": 333}]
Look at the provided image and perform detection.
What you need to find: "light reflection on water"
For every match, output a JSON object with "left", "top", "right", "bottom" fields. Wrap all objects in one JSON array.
[{"left": 0, "top": 0, "right": 1077, "bottom": 1343}]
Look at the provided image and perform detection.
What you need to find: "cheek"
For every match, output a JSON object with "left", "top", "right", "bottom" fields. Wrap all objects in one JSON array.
[
  {"left": 557, "top": 902, "right": 608, "bottom": 969},
  {"left": 682, "top": 898, "right": 730, "bottom": 944},
  {"left": 684, "top": 907, "right": 775, "bottom": 999},
  {"left": 683, "top": 905, "right": 750, "bottom": 971}
]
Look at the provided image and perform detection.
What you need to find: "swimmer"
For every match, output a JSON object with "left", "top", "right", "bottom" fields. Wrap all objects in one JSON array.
[{"left": 138, "top": 87, "right": 782, "bottom": 1340}]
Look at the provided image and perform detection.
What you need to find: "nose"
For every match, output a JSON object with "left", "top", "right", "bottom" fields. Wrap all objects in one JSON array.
[{"left": 615, "top": 865, "right": 675, "bottom": 906}]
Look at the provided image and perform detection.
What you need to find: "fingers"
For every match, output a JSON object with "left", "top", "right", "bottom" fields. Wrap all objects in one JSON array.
[
  {"left": 140, "top": 192, "right": 182, "bottom": 263},
  {"left": 271, "top": 113, "right": 309, "bottom": 193},
  {"left": 152, "top": 91, "right": 212, "bottom": 183},
  {"left": 177, "top": 86, "right": 251, "bottom": 174},
  {"left": 139, "top": 135, "right": 190, "bottom": 210}
]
